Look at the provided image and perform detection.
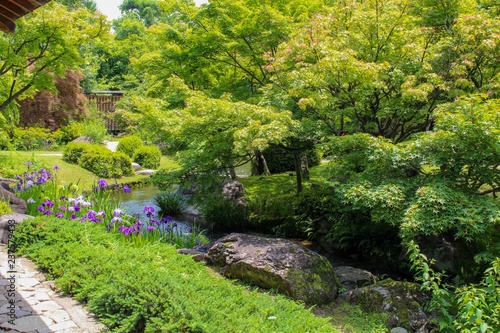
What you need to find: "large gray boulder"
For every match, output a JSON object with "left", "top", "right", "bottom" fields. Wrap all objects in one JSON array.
[
  {"left": 0, "top": 183, "right": 27, "bottom": 214},
  {"left": 340, "top": 279, "right": 434, "bottom": 332},
  {"left": 220, "top": 180, "right": 245, "bottom": 200},
  {"left": 0, "top": 213, "right": 34, "bottom": 244},
  {"left": 199, "top": 233, "right": 339, "bottom": 304}
]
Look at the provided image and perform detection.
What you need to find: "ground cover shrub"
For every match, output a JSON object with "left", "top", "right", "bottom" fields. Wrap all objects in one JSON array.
[
  {"left": 116, "top": 135, "right": 143, "bottom": 157},
  {"left": 133, "top": 145, "right": 161, "bottom": 169},
  {"left": 14, "top": 217, "right": 334, "bottom": 333}
]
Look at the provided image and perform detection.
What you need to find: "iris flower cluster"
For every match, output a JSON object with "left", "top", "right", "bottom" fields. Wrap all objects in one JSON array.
[{"left": 15, "top": 167, "right": 52, "bottom": 191}]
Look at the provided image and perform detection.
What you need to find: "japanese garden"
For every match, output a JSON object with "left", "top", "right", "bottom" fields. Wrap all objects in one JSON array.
[{"left": 0, "top": 0, "right": 499, "bottom": 332}]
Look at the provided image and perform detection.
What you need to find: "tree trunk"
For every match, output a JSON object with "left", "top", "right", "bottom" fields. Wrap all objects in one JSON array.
[
  {"left": 299, "top": 151, "right": 310, "bottom": 180},
  {"left": 294, "top": 152, "right": 303, "bottom": 194},
  {"left": 229, "top": 166, "right": 237, "bottom": 180},
  {"left": 252, "top": 150, "right": 271, "bottom": 176}
]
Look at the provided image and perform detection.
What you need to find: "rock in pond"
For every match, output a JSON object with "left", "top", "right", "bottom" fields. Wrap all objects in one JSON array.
[
  {"left": 181, "top": 233, "right": 339, "bottom": 305},
  {"left": 340, "top": 279, "right": 434, "bottom": 332},
  {"left": 333, "top": 266, "right": 378, "bottom": 292}
]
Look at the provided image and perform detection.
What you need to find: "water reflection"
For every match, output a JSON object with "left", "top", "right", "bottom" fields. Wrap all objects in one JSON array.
[{"left": 115, "top": 185, "right": 192, "bottom": 233}]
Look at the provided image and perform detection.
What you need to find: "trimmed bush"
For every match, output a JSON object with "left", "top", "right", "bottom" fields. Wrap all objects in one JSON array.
[
  {"left": 63, "top": 142, "right": 133, "bottom": 178},
  {"left": 79, "top": 151, "right": 134, "bottom": 178},
  {"left": 14, "top": 217, "right": 333, "bottom": 333},
  {"left": 62, "top": 142, "right": 110, "bottom": 164},
  {"left": 133, "top": 145, "right": 161, "bottom": 169},
  {"left": 116, "top": 135, "right": 143, "bottom": 158}
]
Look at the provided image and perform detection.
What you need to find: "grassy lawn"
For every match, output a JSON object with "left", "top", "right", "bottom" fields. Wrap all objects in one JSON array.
[{"left": 0, "top": 150, "right": 180, "bottom": 190}]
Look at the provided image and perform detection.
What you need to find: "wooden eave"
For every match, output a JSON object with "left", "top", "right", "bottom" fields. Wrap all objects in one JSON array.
[{"left": 0, "top": 0, "right": 51, "bottom": 33}]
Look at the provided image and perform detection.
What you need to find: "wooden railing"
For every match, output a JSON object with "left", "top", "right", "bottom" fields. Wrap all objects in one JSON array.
[{"left": 85, "top": 91, "right": 124, "bottom": 133}]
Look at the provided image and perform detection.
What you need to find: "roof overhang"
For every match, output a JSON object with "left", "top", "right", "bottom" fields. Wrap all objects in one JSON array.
[{"left": 0, "top": 0, "right": 52, "bottom": 33}]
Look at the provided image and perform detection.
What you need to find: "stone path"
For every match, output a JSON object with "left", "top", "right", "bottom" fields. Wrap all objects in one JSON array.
[{"left": 0, "top": 245, "right": 105, "bottom": 333}]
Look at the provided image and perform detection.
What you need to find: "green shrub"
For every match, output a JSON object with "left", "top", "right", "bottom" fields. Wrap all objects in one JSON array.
[
  {"left": 11, "top": 127, "right": 59, "bottom": 151},
  {"left": 116, "top": 135, "right": 143, "bottom": 158},
  {"left": 200, "top": 194, "right": 248, "bottom": 231},
  {"left": 246, "top": 195, "right": 294, "bottom": 232},
  {"left": 56, "top": 122, "right": 85, "bottom": 144},
  {"left": 154, "top": 191, "right": 186, "bottom": 217},
  {"left": 0, "top": 200, "right": 12, "bottom": 215},
  {"left": 62, "top": 142, "right": 109, "bottom": 164},
  {"left": 14, "top": 217, "right": 333, "bottom": 333},
  {"left": 133, "top": 145, "right": 161, "bottom": 169},
  {"left": 79, "top": 150, "right": 133, "bottom": 178}
]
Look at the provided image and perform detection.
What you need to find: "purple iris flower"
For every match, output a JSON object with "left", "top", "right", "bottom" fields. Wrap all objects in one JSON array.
[
  {"left": 161, "top": 216, "right": 173, "bottom": 223},
  {"left": 122, "top": 185, "right": 131, "bottom": 193},
  {"left": 43, "top": 199, "right": 54, "bottom": 208},
  {"left": 143, "top": 206, "right": 155, "bottom": 214},
  {"left": 147, "top": 226, "right": 156, "bottom": 231},
  {"left": 143, "top": 206, "right": 155, "bottom": 218},
  {"left": 55, "top": 212, "right": 64, "bottom": 218},
  {"left": 97, "top": 179, "right": 107, "bottom": 189}
]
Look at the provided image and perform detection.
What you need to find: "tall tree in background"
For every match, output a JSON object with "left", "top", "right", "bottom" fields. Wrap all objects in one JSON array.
[{"left": 0, "top": 2, "right": 108, "bottom": 125}]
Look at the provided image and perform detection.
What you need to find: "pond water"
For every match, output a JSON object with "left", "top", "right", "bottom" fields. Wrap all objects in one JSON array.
[{"left": 115, "top": 185, "right": 192, "bottom": 233}]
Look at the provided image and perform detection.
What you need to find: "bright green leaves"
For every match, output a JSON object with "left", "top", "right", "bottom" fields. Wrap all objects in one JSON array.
[
  {"left": 453, "top": 259, "right": 500, "bottom": 332},
  {"left": 420, "top": 96, "right": 500, "bottom": 193},
  {"left": 172, "top": 86, "right": 298, "bottom": 177},
  {"left": 0, "top": 2, "right": 109, "bottom": 121},
  {"left": 267, "top": 0, "right": 445, "bottom": 142},
  {"left": 401, "top": 182, "right": 499, "bottom": 240},
  {"left": 321, "top": 94, "right": 500, "bottom": 243}
]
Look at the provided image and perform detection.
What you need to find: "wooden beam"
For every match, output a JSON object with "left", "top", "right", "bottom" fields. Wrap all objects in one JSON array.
[
  {"left": 0, "top": 19, "right": 16, "bottom": 33},
  {"left": 0, "top": 0, "right": 51, "bottom": 33}
]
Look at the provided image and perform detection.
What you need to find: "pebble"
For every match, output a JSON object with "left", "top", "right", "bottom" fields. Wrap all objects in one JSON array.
[{"left": 0, "top": 245, "right": 105, "bottom": 333}]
